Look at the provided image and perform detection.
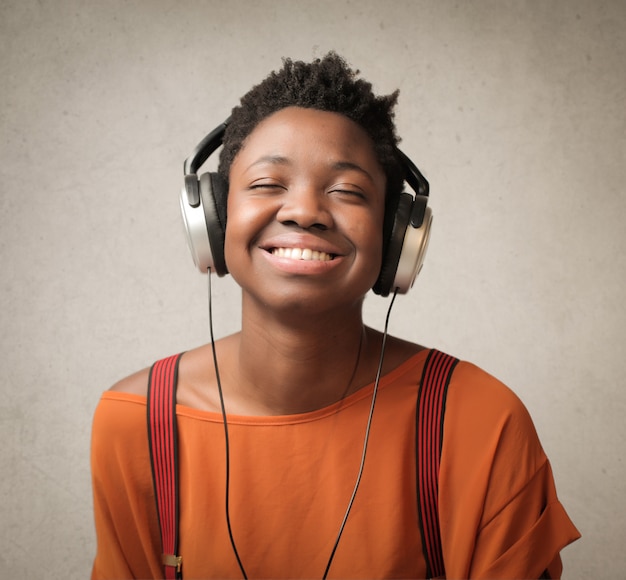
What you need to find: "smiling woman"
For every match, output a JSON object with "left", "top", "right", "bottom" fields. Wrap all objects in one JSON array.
[{"left": 90, "top": 52, "right": 580, "bottom": 579}]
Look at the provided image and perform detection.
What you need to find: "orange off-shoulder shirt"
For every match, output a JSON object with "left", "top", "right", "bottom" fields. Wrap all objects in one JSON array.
[{"left": 91, "top": 350, "right": 579, "bottom": 578}]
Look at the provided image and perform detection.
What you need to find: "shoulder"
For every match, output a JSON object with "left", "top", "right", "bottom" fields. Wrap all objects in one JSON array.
[
  {"left": 368, "top": 330, "right": 426, "bottom": 376},
  {"left": 109, "top": 366, "right": 151, "bottom": 396},
  {"left": 447, "top": 359, "right": 532, "bottom": 423},
  {"left": 443, "top": 357, "right": 546, "bottom": 476},
  {"left": 107, "top": 346, "right": 207, "bottom": 397},
  {"left": 104, "top": 341, "right": 227, "bottom": 409},
  {"left": 440, "top": 356, "right": 548, "bottom": 497}
]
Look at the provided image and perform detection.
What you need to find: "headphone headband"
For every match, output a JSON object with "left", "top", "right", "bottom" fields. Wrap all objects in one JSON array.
[
  {"left": 184, "top": 119, "right": 230, "bottom": 176},
  {"left": 396, "top": 148, "right": 429, "bottom": 199}
]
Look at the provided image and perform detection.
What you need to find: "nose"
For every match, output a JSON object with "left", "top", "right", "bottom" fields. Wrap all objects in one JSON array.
[{"left": 276, "top": 184, "right": 334, "bottom": 230}]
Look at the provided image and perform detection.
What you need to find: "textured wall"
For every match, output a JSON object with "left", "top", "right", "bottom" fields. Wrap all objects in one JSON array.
[{"left": 1, "top": 1, "right": 624, "bottom": 578}]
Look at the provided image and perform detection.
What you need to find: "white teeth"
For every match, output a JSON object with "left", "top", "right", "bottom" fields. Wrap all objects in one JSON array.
[{"left": 272, "top": 247, "right": 333, "bottom": 261}]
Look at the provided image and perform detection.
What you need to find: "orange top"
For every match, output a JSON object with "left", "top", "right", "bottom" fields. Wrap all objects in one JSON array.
[{"left": 91, "top": 350, "right": 579, "bottom": 579}]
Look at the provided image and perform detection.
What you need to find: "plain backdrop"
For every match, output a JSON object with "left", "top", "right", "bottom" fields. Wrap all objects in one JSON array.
[{"left": 1, "top": 1, "right": 625, "bottom": 578}]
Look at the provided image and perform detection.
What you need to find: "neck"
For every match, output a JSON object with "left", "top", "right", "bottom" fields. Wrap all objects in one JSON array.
[{"left": 227, "top": 298, "right": 376, "bottom": 415}]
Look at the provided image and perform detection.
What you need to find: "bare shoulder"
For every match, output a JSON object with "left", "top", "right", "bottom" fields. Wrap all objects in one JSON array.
[
  {"left": 105, "top": 336, "right": 237, "bottom": 406},
  {"left": 371, "top": 328, "right": 424, "bottom": 357},
  {"left": 109, "top": 366, "right": 151, "bottom": 396},
  {"left": 363, "top": 327, "right": 425, "bottom": 375},
  {"left": 384, "top": 335, "right": 425, "bottom": 370},
  {"left": 385, "top": 334, "right": 425, "bottom": 357}
]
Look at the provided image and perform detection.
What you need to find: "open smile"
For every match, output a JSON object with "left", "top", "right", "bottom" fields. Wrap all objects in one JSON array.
[{"left": 270, "top": 247, "right": 335, "bottom": 261}]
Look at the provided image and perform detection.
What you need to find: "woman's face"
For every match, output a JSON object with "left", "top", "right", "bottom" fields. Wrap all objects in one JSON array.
[{"left": 225, "top": 106, "right": 387, "bottom": 315}]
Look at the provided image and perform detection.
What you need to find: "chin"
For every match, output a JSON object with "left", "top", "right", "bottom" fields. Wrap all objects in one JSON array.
[{"left": 243, "top": 284, "right": 368, "bottom": 319}]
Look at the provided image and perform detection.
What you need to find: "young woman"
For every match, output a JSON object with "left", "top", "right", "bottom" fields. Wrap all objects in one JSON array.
[{"left": 91, "top": 53, "right": 579, "bottom": 579}]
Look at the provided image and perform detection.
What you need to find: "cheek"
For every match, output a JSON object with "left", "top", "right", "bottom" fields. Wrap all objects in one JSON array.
[
  {"left": 223, "top": 197, "right": 272, "bottom": 270},
  {"left": 223, "top": 215, "right": 249, "bottom": 268},
  {"left": 223, "top": 197, "right": 248, "bottom": 268},
  {"left": 348, "top": 215, "right": 384, "bottom": 271},
  {"left": 222, "top": 224, "right": 236, "bottom": 269}
]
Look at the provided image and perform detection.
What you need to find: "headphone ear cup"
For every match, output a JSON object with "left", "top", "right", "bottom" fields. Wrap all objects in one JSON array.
[
  {"left": 393, "top": 203, "right": 432, "bottom": 294},
  {"left": 373, "top": 193, "right": 432, "bottom": 296},
  {"left": 373, "top": 193, "right": 413, "bottom": 296},
  {"left": 179, "top": 172, "right": 228, "bottom": 276},
  {"left": 199, "top": 172, "right": 228, "bottom": 276}
]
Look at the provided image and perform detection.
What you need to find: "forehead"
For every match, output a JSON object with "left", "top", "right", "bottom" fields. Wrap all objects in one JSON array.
[{"left": 231, "top": 107, "right": 385, "bottom": 180}]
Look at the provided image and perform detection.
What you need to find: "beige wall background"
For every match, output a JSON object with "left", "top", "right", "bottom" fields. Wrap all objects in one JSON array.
[{"left": 1, "top": 0, "right": 624, "bottom": 578}]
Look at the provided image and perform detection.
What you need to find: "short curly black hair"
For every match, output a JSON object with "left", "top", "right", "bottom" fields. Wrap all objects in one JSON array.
[{"left": 217, "top": 52, "right": 404, "bottom": 199}]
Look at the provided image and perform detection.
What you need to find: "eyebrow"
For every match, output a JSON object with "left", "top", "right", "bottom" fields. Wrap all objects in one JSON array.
[
  {"left": 330, "top": 161, "right": 376, "bottom": 184},
  {"left": 246, "top": 156, "right": 376, "bottom": 183},
  {"left": 245, "top": 155, "right": 291, "bottom": 171}
]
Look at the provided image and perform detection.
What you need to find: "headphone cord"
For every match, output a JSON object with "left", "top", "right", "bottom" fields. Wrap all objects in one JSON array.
[
  {"left": 321, "top": 288, "right": 398, "bottom": 579},
  {"left": 209, "top": 271, "right": 398, "bottom": 579},
  {"left": 208, "top": 270, "right": 249, "bottom": 579}
]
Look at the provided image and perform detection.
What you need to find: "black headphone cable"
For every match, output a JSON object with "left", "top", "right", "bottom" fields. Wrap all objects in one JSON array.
[{"left": 208, "top": 269, "right": 249, "bottom": 578}]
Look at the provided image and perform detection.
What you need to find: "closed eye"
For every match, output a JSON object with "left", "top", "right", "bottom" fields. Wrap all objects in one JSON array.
[
  {"left": 329, "top": 186, "right": 367, "bottom": 201},
  {"left": 248, "top": 181, "right": 286, "bottom": 193}
]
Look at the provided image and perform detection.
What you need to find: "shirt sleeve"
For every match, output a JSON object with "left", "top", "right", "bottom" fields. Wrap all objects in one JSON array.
[
  {"left": 439, "top": 362, "right": 580, "bottom": 579},
  {"left": 90, "top": 393, "right": 163, "bottom": 579}
]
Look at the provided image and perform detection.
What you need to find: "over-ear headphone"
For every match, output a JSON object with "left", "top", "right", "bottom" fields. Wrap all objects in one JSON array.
[{"left": 180, "top": 119, "right": 433, "bottom": 297}]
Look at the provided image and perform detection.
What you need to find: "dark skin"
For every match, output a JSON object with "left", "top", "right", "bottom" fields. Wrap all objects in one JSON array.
[{"left": 112, "top": 107, "right": 423, "bottom": 415}]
